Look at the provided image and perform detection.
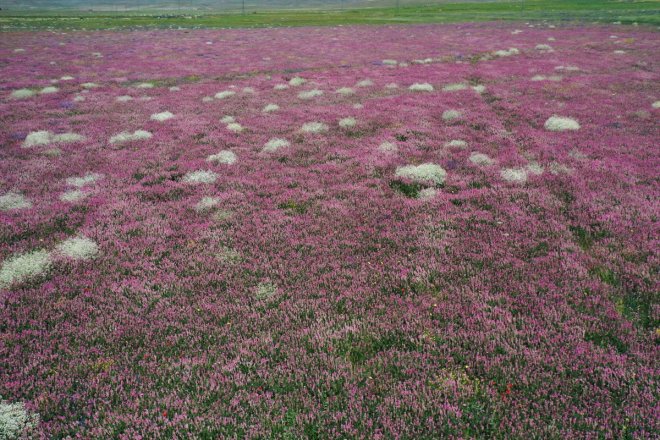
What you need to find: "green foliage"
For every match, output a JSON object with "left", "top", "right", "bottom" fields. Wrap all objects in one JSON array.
[{"left": 2, "top": 1, "right": 658, "bottom": 30}]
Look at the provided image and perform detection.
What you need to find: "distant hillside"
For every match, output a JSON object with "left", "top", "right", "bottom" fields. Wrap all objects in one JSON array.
[
  {"left": 2, "top": 0, "right": 506, "bottom": 12},
  {"left": 0, "top": 0, "right": 403, "bottom": 11}
]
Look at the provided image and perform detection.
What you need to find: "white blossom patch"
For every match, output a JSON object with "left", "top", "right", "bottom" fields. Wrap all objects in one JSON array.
[
  {"left": 652, "top": 101, "right": 660, "bottom": 109},
  {"left": 81, "top": 82, "right": 98, "bottom": 89},
  {"left": 22, "top": 131, "right": 52, "bottom": 148},
  {"left": 555, "top": 65, "right": 579, "bottom": 72},
  {"left": 183, "top": 170, "right": 218, "bottom": 184},
  {"left": 40, "top": 86, "right": 59, "bottom": 94},
  {"left": 288, "top": 77, "right": 306, "bottom": 86},
  {"left": 395, "top": 163, "right": 447, "bottom": 186},
  {"left": 0, "top": 192, "right": 32, "bottom": 211},
  {"left": 226, "top": 122, "right": 244, "bottom": 133},
  {"left": 300, "top": 122, "right": 329, "bottom": 133},
  {"left": 150, "top": 111, "right": 174, "bottom": 122},
  {"left": 445, "top": 139, "right": 468, "bottom": 148},
  {"left": 493, "top": 48, "right": 520, "bottom": 57},
  {"left": 22, "top": 131, "right": 84, "bottom": 148},
  {"left": 418, "top": 188, "right": 438, "bottom": 200},
  {"left": 442, "top": 83, "right": 468, "bottom": 92},
  {"left": 500, "top": 167, "right": 528, "bottom": 184},
  {"left": 109, "top": 130, "right": 152, "bottom": 144},
  {"left": 442, "top": 110, "right": 462, "bottom": 121},
  {"left": 0, "top": 400, "right": 40, "bottom": 437},
  {"left": 215, "top": 90, "right": 235, "bottom": 99},
  {"left": 336, "top": 87, "right": 355, "bottom": 95},
  {"left": 0, "top": 249, "right": 51, "bottom": 290},
  {"left": 338, "top": 117, "right": 357, "bottom": 128},
  {"left": 356, "top": 79, "right": 374, "bottom": 87},
  {"left": 526, "top": 162, "right": 544, "bottom": 175},
  {"left": 10, "top": 88, "right": 36, "bottom": 99},
  {"left": 262, "top": 103, "right": 280, "bottom": 112},
  {"left": 382, "top": 59, "right": 398, "bottom": 65},
  {"left": 409, "top": 83, "right": 434, "bottom": 92},
  {"left": 274, "top": 84, "right": 290, "bottom": 90},
  {"left": 59, "top": 189, "right": 88, "bottom": 203},
  {"left": 255, "top": 281, "right": 278, "bottom": 300},
  {"left": 116, "top": 95, "right": 133, "bottom": 102},
  {"left": 66, "top": 173, "right": 102, "bottom": 188},
  {"left": 298, "top": 89, "right": 323, "bottom": 100},
  {"left": 220, "top": 115, "right": 235, "bottom": 124},
  {"left": 262, "top": 138, "right": 290, "bottom": 153},
  {"left": 207, "top": 150, "right": 237, "bottom": 165},
  {"left": 195, "top": 197, "right": 220, "bottom": 211},
  {"left": 136, "top": 82, "right": 154, "bottom": 89},
  {"left": 544, "top": 116, "right": 580, "bottom": 131},
  {"left": 55, "top": 236, "right": 99, "bottom": 261},
  {"left": 535, "top": 44, "right": 554, "bottom": 52},
  {"left": 469, "top": 152, "right": 494, "bottom": 166},
  {"left": 169, "top": 86, "right": 180, "bottom": 91}
]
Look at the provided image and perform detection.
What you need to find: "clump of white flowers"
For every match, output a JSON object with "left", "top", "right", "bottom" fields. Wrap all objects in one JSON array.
[
  {"left": 0, "top": 250, "right": 51, "bottom": 290},
  {"left": 356, "top": 79, "right": 374, "bottom": 87},
  {"left": 0, "top": 400, "right": 40, "bottom": 438},
  {"left": 288, "top": 77, "right": 306, "bottom": 86},
  {"left": 298, "top": 89, "right": 323, "bottom": 100},
  {"left": 445, "top": 139, "right": 467, "bottom": 148},
  {"left": 40, "top": 86, "right": 59, "bottom": 94},
  {"left": 442, "top": 83, "right": 468, "bottom": 92},
  {"left": 262, "top": 103, "right": 279, "bottom": 112},
  {"left": 493, "top": 48, "right": 520, "bottom": 57},
  {"left": 0, "top": 192, "right": 32, "bottom": 211},
  {"left": 544, "top": 116, "right": 580, "bottom": 131},
  {"left": 226, "top": 122, "right": 244, "bottom": 133},
  {"left": 338, "top": 117, "right": 357, "bottom": 128},
  {"left": 469, "top": 152, "right": 494, "bottom": 166},
  {"left": 150, "top": 111, "right": 174, "bottom": 122},
  {"left": 500, "top": 167, "right": 528, "bottom": 184},
  {"left": 183, "top": 170, "right": 218, "bottom": 184},
  {"left": 409, "top": 83, "right": 434, "bottom": 92},
  {"left": 66, "top": 172, "right": 102, "bottom": 188},
  {"left": 262, "top": 138, "right": 291, "bottom": 153},
  {"left": 442, "top": 110, "right": 462, "bottom": 121},
  {"left": 255, "top": 281, "right": 278, "bottom": 300},
  {"left": 300, "top": 122, "right": 329, "bottom": 133},
  {"left": 336, "top": 87, "right": 355, "bottom": 95},
  {"left": 535, "top": 44, "right": 553, "bottom": 52},
  {"left": 195, "top": 197, "right": 220, "bottom": 212},
  {"left": 10, "top": 88, "right": 36, "bottom": 99},
  {"left": 395, "top": 163, "right": 447, "bottom": 186},
  {"left": 215, "top": 90, "right": 235, "bottom": 99},
  {"left": 207, "top": 150, "right": 237, "bottom": 165},
  {"left": 22, "top": 131, "right": 85, "bottom": 148},
  {"left": 109, "top": 130, "right": 152, "bottom": 144},
  {"left": 55, "top": 236, "right": 99, "bottom": 261}
]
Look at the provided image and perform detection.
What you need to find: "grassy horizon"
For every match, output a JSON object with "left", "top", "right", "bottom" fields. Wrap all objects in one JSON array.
[{"left": 1, "top": 0, "right": 659, "bottom": 30}]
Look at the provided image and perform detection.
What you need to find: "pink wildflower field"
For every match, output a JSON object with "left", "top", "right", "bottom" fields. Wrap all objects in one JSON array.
[{"left": 0, "top": 23, "right": 658, "bottom": 438}]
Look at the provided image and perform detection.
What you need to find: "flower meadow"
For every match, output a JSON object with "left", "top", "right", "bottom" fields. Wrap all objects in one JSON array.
[{"left": 0, "top": 22, "right": 659, "bottom": 438}]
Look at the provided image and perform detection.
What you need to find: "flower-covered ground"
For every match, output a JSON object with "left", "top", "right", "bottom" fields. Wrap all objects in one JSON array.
[{"left": 0, "top": 22, "right": 658, "bottom": 438}]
